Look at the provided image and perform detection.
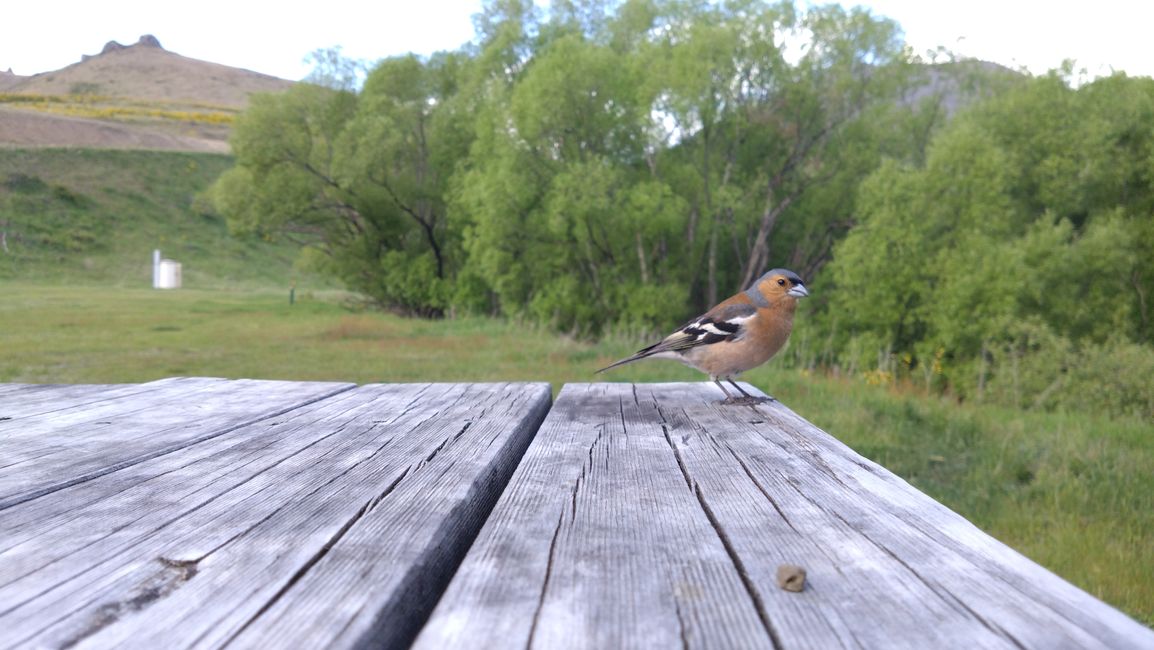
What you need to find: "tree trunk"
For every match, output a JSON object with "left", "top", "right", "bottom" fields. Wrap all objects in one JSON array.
[
  {"left": 707, "top": 218, "right": 718, "bottom": 307},
  {"left": 635, "top": 231, "right": 649, "bottom": 284},
  {"left": 739, "top": 187, "right": 793, "bottom": 290}
]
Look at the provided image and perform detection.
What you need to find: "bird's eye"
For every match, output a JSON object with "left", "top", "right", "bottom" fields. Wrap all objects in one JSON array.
[{"left": 777, "top": 278, "right": 786, "bottom": 286}]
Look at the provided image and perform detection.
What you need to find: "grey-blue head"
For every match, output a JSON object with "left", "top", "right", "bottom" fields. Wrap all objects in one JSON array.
[{"left": 744, "top": 268, "right": 808, "bottom": 307}]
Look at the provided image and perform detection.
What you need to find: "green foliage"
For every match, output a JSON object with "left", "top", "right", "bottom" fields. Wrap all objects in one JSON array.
[
  {"left": 205, "top": 0, "right": 1154, "bottom": 417},
  {"left": 212, "top": 55, "right": 470, "bottom": 316},
  {"left": 213, "top": 0, "right": 919, "bottom": 335},
  {"left": 820, "top": 73, "right": 1154, "bottom": 415}
]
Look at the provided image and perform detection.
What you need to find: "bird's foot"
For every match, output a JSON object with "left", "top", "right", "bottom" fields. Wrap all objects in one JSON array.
[{"left": 720, "top": 395, "right": 774, "bottom": 406}]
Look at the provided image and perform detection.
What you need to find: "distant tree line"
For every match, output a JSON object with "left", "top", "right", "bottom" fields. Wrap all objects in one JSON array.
[{"left": 210, "top": 0, "right": 1154, "bottom": 418}]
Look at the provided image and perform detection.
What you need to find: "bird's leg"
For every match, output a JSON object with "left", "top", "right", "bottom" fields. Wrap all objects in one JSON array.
[
  {"left": 712, "top": 378, "right": 740, "bottom": 404},
  {"left": 724, "top": 379, "right": 772, "bottom": 405},
  {"left": 728, "top": 380, "right": 757, "bottom": 398}
]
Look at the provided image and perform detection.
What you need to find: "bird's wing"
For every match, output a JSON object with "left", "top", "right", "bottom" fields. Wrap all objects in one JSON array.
[
  {"left": 658, "top": 302, "right": 757, "bottom": 351},
  {"left": 596, "top": 303, "right": 757, "bottom": 372}
]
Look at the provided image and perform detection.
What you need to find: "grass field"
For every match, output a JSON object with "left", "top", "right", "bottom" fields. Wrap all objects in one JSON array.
[
  {"left": 0, "top": 149, "right": 309, "bottom": 288},
  {"left": 2, "top": 283, "right": 1151, "bottom": 625}
]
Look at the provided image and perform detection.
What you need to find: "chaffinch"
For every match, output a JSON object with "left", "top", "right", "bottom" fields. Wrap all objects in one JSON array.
[{"left": 597, "top": 268, "right": 809, "bottom": 404}]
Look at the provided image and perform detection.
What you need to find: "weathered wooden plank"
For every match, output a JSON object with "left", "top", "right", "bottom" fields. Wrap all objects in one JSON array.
[
  {"left": 0, "top": 381, "right": 551, "bottom": 650},
  {"left": 415, "top": 382, "right": 1154, "bottom": 649},
  {"left": 414, "top": 382, "right": 770, "bottom": 649},
  {"left": 0, "top": 381, "right": 162, "bottom": 419},
  {"left": 0, "top": 377, "right": 355, "bottom": 507}
]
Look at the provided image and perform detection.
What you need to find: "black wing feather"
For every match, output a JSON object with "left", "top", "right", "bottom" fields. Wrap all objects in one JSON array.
[{"left": 596, "top": 302, "right": 755, "bottom": 372}]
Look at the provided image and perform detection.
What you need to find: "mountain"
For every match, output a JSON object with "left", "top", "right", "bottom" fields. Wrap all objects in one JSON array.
[
  {"left": 0, "top": 35, "right": 295, "bottom": 152},
  {"left": 8, "top": 35, "right": 293, "bottom": 106},
  {"left": 0, "top": 69, "right": 26, "bottom": 92}
]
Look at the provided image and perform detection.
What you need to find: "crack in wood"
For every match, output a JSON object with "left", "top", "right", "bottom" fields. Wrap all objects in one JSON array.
[
  {"left": 452, "top": 420, "right": 473, "bottom": 442},
  {"left": 661, "top": 425, "right": 694, "bottom": 493},
  {"left": 782, "top": 478, "right": 1030, "bottom": 650},
  {"left": 0, "top": 383, "right": 359, "bottom": 512},
  {"left": 659, "top": 404, "right": 782, "bottom": 645},
  {"left": 844, "top": 479, "right": 1068, "bottom": 610},
  {"left": 741, "top": 414, "right": 853, "bottom": 493},
  {"left": 587, "top": 426, "right": 605, "bottom": 474},
  {"left": 526, "top": 508, "right": 565, "bottom": 650},
  {"left": 692, "top": 483, "right": 783, "bottom": 650},
  {"left": 485, "top": 430, "right": 502, "bottom": 449},
  {"left": 2, "top": 446, "right": 300, "bottom": 603},
  {"left": 221, "top": 491, "right": 377, "bottom": 647},
  {"left": 157, "top": 556, "right": 200, "bottom": 581},
  {"left": 425, "top": 435, "right": 452, "bottom": 464},
  {"left": 672, "top": 595, "right": 691, "bottom": 650},
  {"left": 189, "top": 421, "right": 401, "bottom": 564},
  {"left": 571, "top": 464, "right": 586, "bottom": 520},
  {"left": 826, "top": 505, "right": 1029, "bottom": 650},
  {"left": 367, "top": 465, "right": 411, "bottom": 513},
  {"left": 725, "top": 445, "right": 800, "bottom": 535}
]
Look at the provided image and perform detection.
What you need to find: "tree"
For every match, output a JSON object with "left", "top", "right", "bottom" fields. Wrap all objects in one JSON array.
[
  {"left": 644, "top": 1, "right": 914, "bottom": 311},
  {"left": 822, "top": 72, "right": 1154, "bottom": 407},
  {"left": 212, "top": 54, "right": 473, "bottom": 316},
  {"left": 452, "top": 8, "right": 687, "bottom": 335}
]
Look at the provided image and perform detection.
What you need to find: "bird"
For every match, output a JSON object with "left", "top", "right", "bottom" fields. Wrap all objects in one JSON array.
[{"left": 597, "top": 268, "right": 809, "bottom": 405}]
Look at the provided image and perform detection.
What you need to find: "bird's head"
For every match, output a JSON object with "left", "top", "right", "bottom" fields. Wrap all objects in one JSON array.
[{"left": 747, "top": 268, "right": 809, "bottom": 305}]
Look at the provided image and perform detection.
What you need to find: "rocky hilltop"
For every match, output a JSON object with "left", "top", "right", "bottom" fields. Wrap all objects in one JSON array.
[
  {"left": 8, "top": 34, "right": 293, "bottom": 107},
  {"left": 0, "top": 35, "right": 296, "bottom": 151}
]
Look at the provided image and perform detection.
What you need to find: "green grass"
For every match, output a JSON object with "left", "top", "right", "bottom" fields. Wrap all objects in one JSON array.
[
  {"left": 2, "top": 283, "right": 1151, "bottom": 626},
  {"left": 0, "top": 149, "right": 314, "bottom": 289},
  {"left": 0, "top": 285, "right": 592, "bottom": 385}
]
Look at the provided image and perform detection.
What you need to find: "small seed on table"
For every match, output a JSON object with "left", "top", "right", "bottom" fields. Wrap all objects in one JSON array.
[{"left": 776, "top": 564, "right": 806, "bottom": 592}]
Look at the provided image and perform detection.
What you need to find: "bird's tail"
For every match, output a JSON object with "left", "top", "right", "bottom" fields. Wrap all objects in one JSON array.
[
  {"left": 595, "top": 355, "right": 640, "bottom": 374},
  {"left": 595, "top": 342, "right": 661, "bottom": 374}
]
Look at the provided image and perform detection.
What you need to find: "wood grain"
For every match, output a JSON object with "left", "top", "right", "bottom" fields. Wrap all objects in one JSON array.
[
  {"left": 415, "top": 382, "right": 1154, "bottom": 649},
  {"left": 0, "top": 377, "right": 355, "bottom": 508},
  {"left": 0, "top": 381, "right": 550, "bottom": 650}
]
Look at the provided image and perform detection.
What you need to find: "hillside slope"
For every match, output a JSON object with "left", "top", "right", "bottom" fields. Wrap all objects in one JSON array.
[
  {"left": 0, "top": 106, "right": 229, "bottom": 152},
  {"left": 0, "top": 148, "right": 311, "bottom": 289},
  {"left": 8, "top": 37, "right": 293, "bottom": 107}
]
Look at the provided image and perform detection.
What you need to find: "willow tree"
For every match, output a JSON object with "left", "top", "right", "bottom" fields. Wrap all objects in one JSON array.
[
  {"left": 643, "top": 0, "right": 914, "bottom": 310},
  {"left": 825, "top": 72, "right": 1154, "bottom": 409},
  {"left": 452, "top": 5, "right": 689, "bottom": 335},
  {"left": 211, "top": 53, "right": 472, "bottom": 316}
]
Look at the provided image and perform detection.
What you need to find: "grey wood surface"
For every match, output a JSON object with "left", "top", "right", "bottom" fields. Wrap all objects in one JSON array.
[
  {"left": 0, "top": 377, "right": 355, "bottom": 508},
  {"left": 0, "top": 380, "right": 551, "bottom": 650},
  {"left": 415, "top": 382, "right": 1154, "bottom": 650}
]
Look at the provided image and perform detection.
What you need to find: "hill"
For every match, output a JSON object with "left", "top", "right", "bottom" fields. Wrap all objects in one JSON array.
[
  {"left": 7, "top": 35, "right": 292, "bottom": 106},
  {"left": 0, "top": 35, "right": 295, "bottom": 152},
  {"left": 0, "top": 69, "right": 24, "bottom": 92},
  {"left": 0, "top": 106, "right": 231, "bottom": 152},
  {"left": 0, "top": 148, "right": 314, "bottom": 289}
]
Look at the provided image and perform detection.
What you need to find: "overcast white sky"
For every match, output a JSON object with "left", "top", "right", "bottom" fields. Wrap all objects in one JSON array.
[{"left": 2, "top": 1, "right": 1151, "bottom": 82}]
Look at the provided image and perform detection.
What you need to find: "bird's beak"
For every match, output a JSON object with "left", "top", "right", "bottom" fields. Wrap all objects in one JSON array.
[{"left": 788, "top": 284, "right": 809, "bottom": 298}]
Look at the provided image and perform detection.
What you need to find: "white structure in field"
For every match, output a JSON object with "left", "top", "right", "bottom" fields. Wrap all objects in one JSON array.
[{"left": 153, "top": 249, "right": 182, "bottom": 289}]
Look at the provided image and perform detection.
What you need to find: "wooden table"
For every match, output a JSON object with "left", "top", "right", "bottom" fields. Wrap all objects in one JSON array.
[{"left": 1, "top": 378, "right": 1150, "bottom": 649}]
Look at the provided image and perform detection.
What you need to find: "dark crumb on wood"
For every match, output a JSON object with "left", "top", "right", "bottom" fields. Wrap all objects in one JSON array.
[{"left": 776, "top": 564, "right": 806, "bottom": 592}]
